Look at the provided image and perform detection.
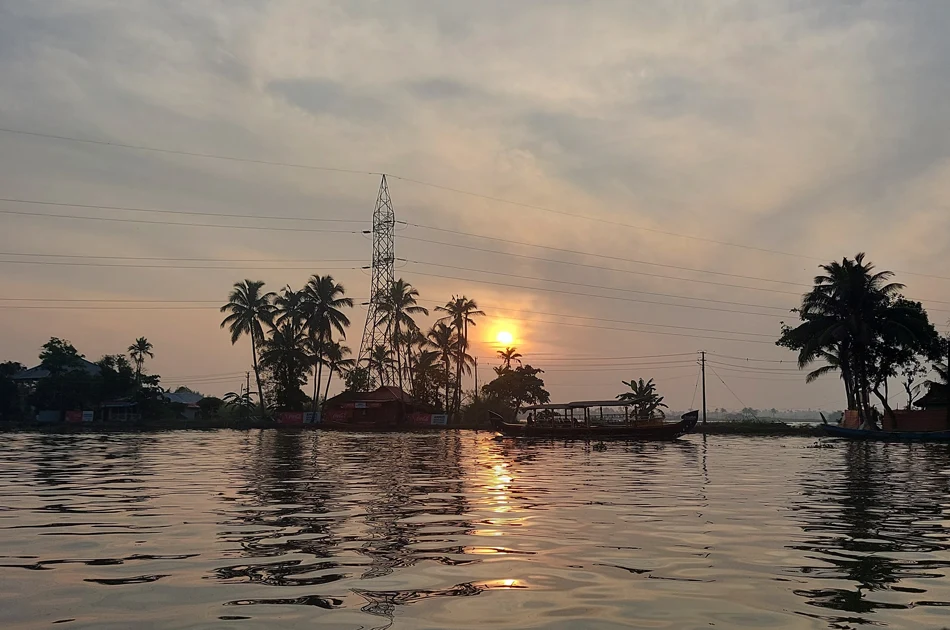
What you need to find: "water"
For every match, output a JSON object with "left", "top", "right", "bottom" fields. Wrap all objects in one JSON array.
[{"left": 1, "top": 431, "right": 949, "bottom": 629}]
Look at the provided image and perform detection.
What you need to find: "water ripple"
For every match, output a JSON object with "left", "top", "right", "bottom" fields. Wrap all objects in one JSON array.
[{"left": 0, "top": 431, "right": 949, "bottom": 628}]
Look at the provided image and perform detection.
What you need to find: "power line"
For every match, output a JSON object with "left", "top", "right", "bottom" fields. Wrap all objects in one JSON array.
[
  {"left": 408, "top": 269, "right": 787, "bottom": 319},
  {"left": 0, "top": 252, "right": 365, "bottom": 263},
  {"left": 408, "top": 260, "right": 794, "bottom": 311},
  {"left": 0, "top": 260, "right": 361, "bottom": 270},
  {"left": 709, "top": 367, "right": 757, "bottom": 414},
  {"left": 0, "top": 197, "right": 364, "bottom": 223},
  {"left": 708, "top": 352, "right": 799, "bottom": 364},
  {"left": 451, "top": 310, "right": 777, "bottom": 344},
  {"left": 401, "top": 226, "right": 807, "bottom": 288},
  {"left": 405, "top": 233, "right": 950, "bottom": 310},
  {"left": 0, "top": 208, "right": 365, "bottom": 234},
  {"left": 464, "top": 303, "right": 776, "bottom": 337},
  {"left": 706, "top": 359, "right": 802, "bottom": 373},
  {"left": 0, "top": 126, "right": 381, "bottom": 176},
  {"left": 4, "top": 125, "right": 948, "bottom": 282}
]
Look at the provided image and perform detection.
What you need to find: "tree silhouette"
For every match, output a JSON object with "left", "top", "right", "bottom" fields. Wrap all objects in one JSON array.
[
  {"left": 127, "top": 337, "right": 154, "bottom": 384},
  {"left": 497, "top": 347, "right": 523, "bottom": 371},
  {"left": 436, "top": 296, "right": 484, "bottom": 416},
  {"left": 220, "top": 280, "right": 276, "bottom": 416}
]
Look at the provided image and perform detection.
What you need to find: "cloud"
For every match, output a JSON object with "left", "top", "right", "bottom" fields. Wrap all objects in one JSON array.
[{"left": 0, "top": 0, "right": 947, "bottom": 407}]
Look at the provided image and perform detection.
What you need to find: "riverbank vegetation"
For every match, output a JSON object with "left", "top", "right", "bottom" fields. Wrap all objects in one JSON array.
[{"left": 778, "top": 253, "right": 947, "bottom": 427}]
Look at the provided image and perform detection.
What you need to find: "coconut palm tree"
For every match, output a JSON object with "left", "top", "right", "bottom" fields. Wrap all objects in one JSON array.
[
  {"left": 401, "top": 327, "right": 428, "bottom": 395},
  {"left": 411, "top": 350, "right": 444, "bottom": 408},
  {"left": 497, "top": 347, "right": 522, "bottom": 371},
  {"left": 127, "top": 337, "right": 154, "bottom": 384},
  {"left": 804, "top": 346, "right": 856, "bottom": 410},
  {"left": 379, "top": 279, "right": 429, "bottom": 396},
  {"left": 779, "top": 253, "right": 936, "bottom": 425},
  {"left": 323, "top": 341, "right": 355, "bottom": 402},
  {"left": 427, "top": 322, "right": 456, "bottom": 412},
  {"left": 367, "top": 344, "right": 395, "bottom": 387},
  {"left": 260, "top": 324, "right": 310, "bottom": 410},
  {"left": 301, "top": 275, "right": 353, "bottom": 412},
  {"left": 274, "top": 285, "right": 307, "bottom": 335},
  {"left": 436, "top": 296, "right": 484, "bottom": 415},
  {"left": 220, "top": 280, "right": 276, "bottom": 416}
]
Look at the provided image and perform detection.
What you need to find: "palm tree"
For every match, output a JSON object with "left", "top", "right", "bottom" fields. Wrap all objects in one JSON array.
[
  {"left": 804, "top": 346, "right": 856, "bottom": 409},
  {"left": 127, "top": 337, "right": 154, "bottom": 384},
  {"left": 779, "top": 253, "right": 935, "bottom": 425},
  {"left": 411, "top": 350, "right": 443, "bottom": 408},
  {"left": 274, "top": 285, "right": 307, "bottom": 335},
  {"left": 497, "top": 347, "right": 522, "bottom": 371},
  {"left": 301, "top": 275, "right": 353, "bottom": 411},
  {"left": 617, "top": 378, "right": 668, "bottom": 420},
  {"left": 427, "top": 322, "right": 456, "bottom": 412},
  {"left": 367, "top": 344, "right": 395, "bottom": 387},
  {"left": 379, "top": 279, "right": 429, "bottom": 396},
  {"left": 323, "top": 341, "right": 355, "bottom": 402},
  {"left": 259, "top": 324, "right": 310, "bottom": 410},
  {"left": 220, "top": 280, "right": 276, "bottom": 416},
  {"left": 436, "top": 296, "right": 484, "bottom": 415},
  {"left": 402, "top": 327, "right": 428, "bottom": 396}
]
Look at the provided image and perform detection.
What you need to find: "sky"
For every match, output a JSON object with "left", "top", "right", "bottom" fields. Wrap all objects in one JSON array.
[{"left": 0, "top": 1, "right": 948, "bottom": 411}]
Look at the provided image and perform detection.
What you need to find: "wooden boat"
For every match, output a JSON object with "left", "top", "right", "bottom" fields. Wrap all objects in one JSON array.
[
  {"left": 821, "top": 423, "right": 950, "bottom": 442},
  {"left": 489, "top": 401, "right": 699, "bottom": 440}
]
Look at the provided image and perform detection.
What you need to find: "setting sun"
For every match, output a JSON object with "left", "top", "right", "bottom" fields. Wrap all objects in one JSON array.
[{"left": 496, "top": 330, "right": 514, "bottom": 346}]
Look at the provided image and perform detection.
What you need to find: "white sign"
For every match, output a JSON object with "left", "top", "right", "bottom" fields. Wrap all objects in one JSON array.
[
  {"left": 82, "top": 410, "right": 95, "bottom": 423},
  {"left": 303, "top": 411, "right": 321, "bottom": 424},
  {"left": 430, "top": 414, "right": 448, "bottom": 426},
  {"left": 354, "top": 402, "right": 367, "bottom": 409}
]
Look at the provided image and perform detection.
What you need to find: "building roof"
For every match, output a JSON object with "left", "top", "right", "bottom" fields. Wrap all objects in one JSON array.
[
  {"left": 916, "top": 383, "right": 947, "bottom": 409},
  {"left": 12, "top": 358, "right": 102, "bottom": 381},
  {"left": 324, "top": 386, "right": 416, "bottom": 407},
  {"left": 164, "top": 391, "right": 204, "bottom": 407}
]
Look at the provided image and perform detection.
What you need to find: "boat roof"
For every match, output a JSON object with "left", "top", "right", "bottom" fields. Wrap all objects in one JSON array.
[
  {"left": 522, "top": 399, "right": 632, "bottom": 411},
  {"left": 567, "top": 400, "right": 633, "bottom": 409}
]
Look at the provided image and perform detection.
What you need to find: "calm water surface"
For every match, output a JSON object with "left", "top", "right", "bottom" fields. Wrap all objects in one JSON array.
[{"left": 1, "top": 431, "right": 949, "bottom": 629}]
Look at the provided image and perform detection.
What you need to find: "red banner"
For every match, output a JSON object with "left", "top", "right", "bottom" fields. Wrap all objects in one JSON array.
[
  {"left": 277, "top": 411, "right": 304, "bottom": 425},
  {"left": 65, "top": 410, "right": 83, "bottom": 423}
]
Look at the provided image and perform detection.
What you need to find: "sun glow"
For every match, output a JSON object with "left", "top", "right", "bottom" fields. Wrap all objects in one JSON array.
[{"left": 496, "top": 330, "right": 514, "bottom": 345}]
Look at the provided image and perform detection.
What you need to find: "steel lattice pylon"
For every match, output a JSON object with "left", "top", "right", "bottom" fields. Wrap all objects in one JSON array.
[{"left": 358, "top": 175, "right": 396, "bottom": 385}]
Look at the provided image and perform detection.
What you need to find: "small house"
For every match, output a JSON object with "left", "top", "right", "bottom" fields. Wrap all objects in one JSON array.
[
  {"left": 164, "top": 390, "right": 204, "bottom": 420},
  {"left": 322, "top": 386, "right": 430, "bottom": 428}
]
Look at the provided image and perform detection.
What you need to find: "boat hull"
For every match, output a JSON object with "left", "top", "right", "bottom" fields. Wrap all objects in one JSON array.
[
  {"left": 822, "top": 424, "right": 950, "bottom": 442},
  {"left": 490, "top": 410, "right": 699, "bottom": 440}
]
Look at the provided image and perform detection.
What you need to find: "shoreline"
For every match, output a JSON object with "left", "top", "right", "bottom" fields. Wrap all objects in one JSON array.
[{"left": 0, "top": 420, "right": 825, "bottom": 437}]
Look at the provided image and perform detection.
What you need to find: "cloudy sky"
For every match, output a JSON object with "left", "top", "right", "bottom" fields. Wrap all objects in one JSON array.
[{"left": 0, "top": 1, "right": 947, "bottom": 410}]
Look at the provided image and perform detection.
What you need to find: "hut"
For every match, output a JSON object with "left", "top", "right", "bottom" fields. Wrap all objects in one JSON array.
[{"left": 322, "top": 386, "right": 430, "bottom": 428}]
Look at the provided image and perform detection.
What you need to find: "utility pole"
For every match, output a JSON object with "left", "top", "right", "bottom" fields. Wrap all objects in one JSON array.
[
  {"left": 246, "top": 371, "right": 251, "bottom": 403},
  {"left": 701, "top": 351, "right": 707, "bottom": 427},
  {"left": 474, "top": 356, "right": 479, "bottom": 399}
]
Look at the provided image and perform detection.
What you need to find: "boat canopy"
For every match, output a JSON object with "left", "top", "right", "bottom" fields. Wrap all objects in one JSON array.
[
  {"left": 521, "top": 403, "right": 572, "bottom": 412},
  {"left": 521, "top": 400, "right": 632, "bottom": 412},
  {"left": 566, "top": 400, "right": 632, "bottom": 409}
]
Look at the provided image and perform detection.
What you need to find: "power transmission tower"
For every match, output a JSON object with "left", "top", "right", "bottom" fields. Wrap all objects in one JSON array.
[{"left": 358, "top": 175, "right": 396, "bottom": 385}]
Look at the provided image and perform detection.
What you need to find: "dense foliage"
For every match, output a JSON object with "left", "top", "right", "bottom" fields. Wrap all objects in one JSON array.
[{"left": 777, "top": 253, "right": 942, "bottom": 426}]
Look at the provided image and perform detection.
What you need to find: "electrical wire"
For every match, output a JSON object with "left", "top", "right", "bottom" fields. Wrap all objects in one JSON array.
[
  {"left": 4, "top": 125, "right": 948, "bottom": 281},
  {"left": 0, "top": 208, "right": 365, "bottom": 233},
  {"left": 0, "top": 197, "right": 364, "bottom": 223},
  {"left": 408, "top": 269, "right": 787, "bottom": 318},
  {"left": 407, "top": 260, "right": 796, "bottom": 310}
]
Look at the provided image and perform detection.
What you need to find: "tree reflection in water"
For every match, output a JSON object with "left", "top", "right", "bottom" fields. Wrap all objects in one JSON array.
[
  {"left": 217, "top": 429, "right": 474, "bottom": 628},
  {"left": 790, "top": 442, "right": 950, "bottom": 627}
]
